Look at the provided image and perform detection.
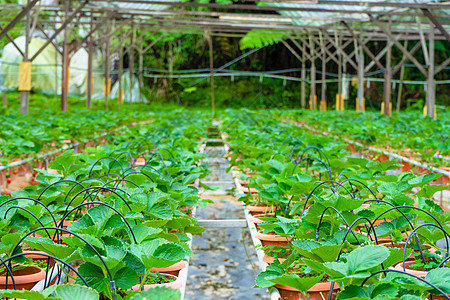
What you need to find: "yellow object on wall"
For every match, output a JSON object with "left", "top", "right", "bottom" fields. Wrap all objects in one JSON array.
[
  {"left": 18, "top": 61, "right": 32, "bottom": 91},
  {"left": 320, "top": 101, "right": 327, "bottom": 112}
]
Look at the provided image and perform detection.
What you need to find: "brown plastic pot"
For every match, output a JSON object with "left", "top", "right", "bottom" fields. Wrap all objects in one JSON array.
[
  {"left": 263, "top": 255, "right": 286, "bottom": 264},
  {"left": 255, "top": 231, "right": 290, "bottom": 247},
  {"left": 275, "top": 281, "right": 339, "bottom": 300},
  {"left": 394, "top": 261, "right": 428, "bottom": 278},
  {"left": 0, "top": 266, "right": 46, "bottom": 290},
  {"left": 151, "top": 260, "right": 186, "bottom": 277},
  {"left": 131, "top": 273, "right": 182, "bottom": 291},
  {"left": 246, "top": 205, "right": 276, "bottom": 216},
  {"left": 23, "top": 251, "right": 55, "bottom": 268}
]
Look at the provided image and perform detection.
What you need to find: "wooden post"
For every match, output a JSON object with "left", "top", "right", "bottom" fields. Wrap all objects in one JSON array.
[
  {"left": 383, "top": 39, "right": 392, "bottom": 117},
  {"left": 357, "top": 45, "right": 364, "bottom": 112},
  {"left": 129, "top": 25, "right": 135, "bottom": 110},
  {"left": 396, "top": 40, "right": 407, "bottom": 112},
  {"left": 60, "top": 0, "right": 70, "bottom": 112},
  {"left": 104, "top": 22, "right": 111, "bottom": 111},
  {"left": 118, "top": 35, "right": 123, "bottom": 111},
  {"left": 19, "top": 0, "right": 30, "bottom": 115},
  {"left": 426, "top": 30, "right": 435, "bottom": 118},
  {"left": 320, "top": 37, "right": 326, "bottom": 111},
  {"left": 337, "top": 35, "right": 342, "bottom": 110},
  {"left": 2, "top": 94, "right": 7, "bottom": 107},
  {"left": 208, "top": 31, "right": 215, "bottom": 116},
  {"left": 300, "top": 41, "right": 306, "bottom": 109},
  {"left": 138, "top": 52, "right": 144, "bottom": 102},
  {"left": 309, "top": 36, "right": 316, "bottom": 110},
  {"left": 86, "top": 9, "right": 93, "bottom": 109}
]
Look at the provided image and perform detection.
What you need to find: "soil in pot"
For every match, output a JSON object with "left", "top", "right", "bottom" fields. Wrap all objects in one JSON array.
[
  {"left": 0, "top": 266, "right": 46, "bottom": 290},
  {"left": 132, "top": 272, "right": 182, "bottom": 291},
  {"left": 276, "top": 280, "right": 339, "bottom": 300}
]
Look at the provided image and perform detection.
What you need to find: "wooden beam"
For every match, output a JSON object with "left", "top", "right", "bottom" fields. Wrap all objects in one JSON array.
[
  {"left": 369, "top": 15, "right": 427, "bottom": 76},
  {"left": 30, "top": 0, "right": 88, "bottom": 62},
  {"left": 343, "top": 21, "right": 384, "bottom": 70},
  {"left": 392, "top": 41, "right": 421, "bottom": 76},
  {"left": 0, "top": 0, "right": 39, "bottom": 40},
  {"left": 434, "top": 57, "right": 450, "bottom": 75},
  {"left": 422, "top": 9, "right": 450, "bottom": 42},
  {"left": 0, "top": 25, "right": 24, "bottom": 57},
  {"left": 322, "top": 31, "right": 357, "bottom": 70}
]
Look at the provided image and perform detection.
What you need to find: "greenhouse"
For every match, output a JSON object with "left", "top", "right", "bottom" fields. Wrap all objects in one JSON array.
[{"left": 0, "top": 0, "right": 449, "bottom": 299}]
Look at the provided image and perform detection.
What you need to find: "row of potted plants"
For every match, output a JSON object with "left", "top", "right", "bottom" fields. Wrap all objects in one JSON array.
[
  {"left": 220, "top": 109, "right": 450, "bottom": 300},
  {"left": 0, "top": 112, "right": 213, "bottom": 299}
]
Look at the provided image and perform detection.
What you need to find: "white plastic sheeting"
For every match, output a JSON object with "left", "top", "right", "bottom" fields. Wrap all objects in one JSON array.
[
  {"left": 110, "top": 71, "right": 147, "bottom": 103},
  {"left": 0, "top": 36, "right": 107, "bottom": 99}
]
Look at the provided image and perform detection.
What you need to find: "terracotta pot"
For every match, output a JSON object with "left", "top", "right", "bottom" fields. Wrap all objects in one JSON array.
[
  {"left": 275, "top": 281, "right": 339, "bottom": 300},
  {"left": 131, "top": 273, "right": 182, "bottom": 291},
  {"left": 255, "top": 231, "right": 290, "bottom": 247},
  {"left": 0, "top": 266, "right": 46, "bottom": 290},
  {"left": 394, "top": 261, "right": 428, "bottom": 278},
  {"left": 400, "top": 160, "right": 412, "bottom": 172},
  {"left": 134, "top": 158, "right": 146, "bottom": 169},
  {"left": 377, "top": 154, "right": 390, "bottom": 162},
  {"left": 238, "top": 180, "right": 250, "bottom": 186},
  {"left": 263, "top": 255, "right": 286, "bottom": 264},
  {"left": 246, "top": 205, "right": 276, "bottom": 216},
  {"left": 430, "top": 293, "right": 450, "bottom": 300},
  {"left": 347, "top": 143, "right": 357, "bottom": 154},
  {"left": 249, "top": 213, "right": 275, "bottom": 230},
  {"left": 23, "top": 251, "right": 55, "bottom": 267},
  {"left": 241, "top": 187, "right": 258, "bottom": 194},
  {"left": 151, "top": 260, "right": 186, "bottom": 277}
]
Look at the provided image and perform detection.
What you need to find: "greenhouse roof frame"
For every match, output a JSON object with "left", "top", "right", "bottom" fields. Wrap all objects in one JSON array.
[{"left": 0, "top": 0, "right": 449, "bottom": 117}]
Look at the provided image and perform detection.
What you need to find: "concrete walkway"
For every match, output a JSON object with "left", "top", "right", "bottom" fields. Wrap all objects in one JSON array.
[{"left": 185, "top": 145, "right": 269, "bottom": 300}]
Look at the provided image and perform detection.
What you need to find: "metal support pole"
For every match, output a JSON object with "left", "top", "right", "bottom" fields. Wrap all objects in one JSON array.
[
  {"left": 383, "top": 39, "right": 392, "bottom": 117},
  {"left": 426, "top": 30, "right": 435, "bottom": 118},
  {"left": 86, "top": 10, "right": 93, "bottom": 109},
  {"left": 357, "top": 45, "right": 364, "bottom": 112},
  {"left": 19, "top": 0, "right": 31, "bottom": 115},
  {"left": 300, "top": 42, "right": 306, "bottom": 109},
  {"left": 208, "top": 31, "right": 215, "bottom": 116}
]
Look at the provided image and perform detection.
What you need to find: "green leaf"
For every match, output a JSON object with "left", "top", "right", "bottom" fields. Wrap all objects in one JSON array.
[
  {"left": 415, "top": 185, "right": 449, "bottom": 198},
  {"left": 76, "top": 262, "right": 110, "bottom": 293},
  {"left": 149, "top": 203, "right": 173, "bottom": 219},
  {"left": 269, "top": 273, "right": 324, "bottom": 294},
  {"left": 425, "top": 267, "right": 450, "bottom": 294},
  {"left": 53, "top": 284, "right": 99, "bottom": 300},
  {"left": 0, "top": 290, "right": 47, "bottom": 300},
  {"left": 129, "top": 286, "right": 181, "bottom": 300},
  {"left": 114, "top": 266, "right": 140, "bottom": 289},
  {"left": 346, "top": 246, "right": 390, "bottom": 273},
  {"left": 408, "top": 173, "right": 441, "bottom": 188}
]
